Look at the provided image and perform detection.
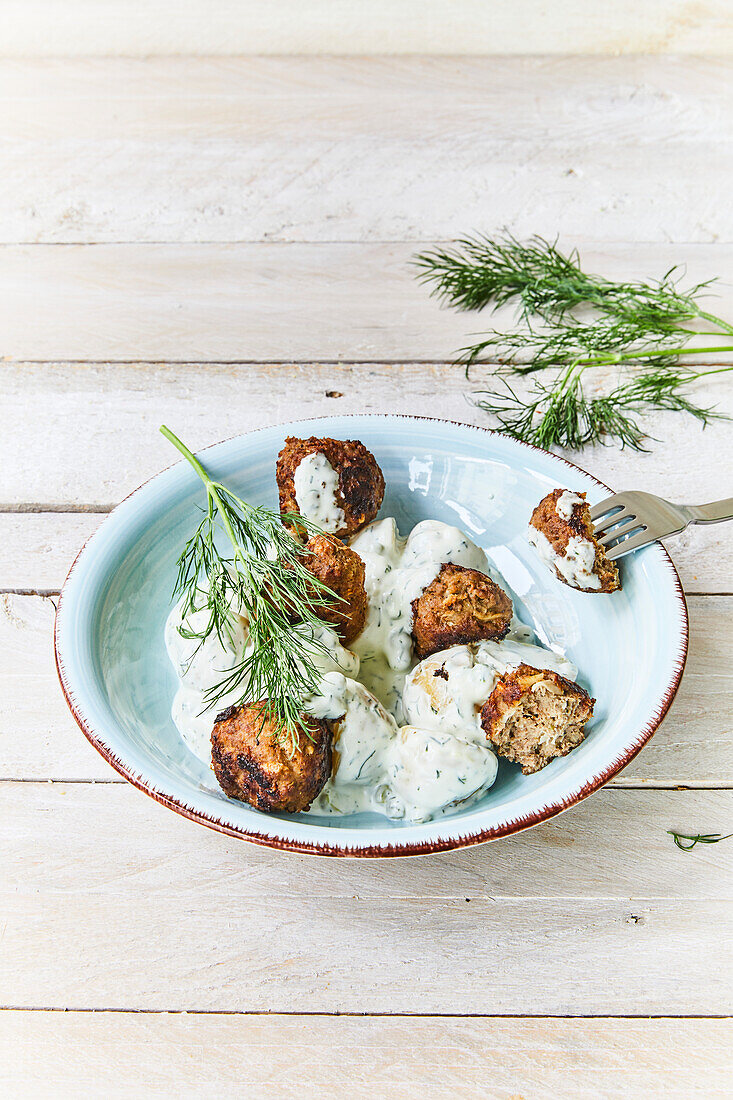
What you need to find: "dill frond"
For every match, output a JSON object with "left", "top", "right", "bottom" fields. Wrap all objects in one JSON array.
[
  {"left": 415, "top": 232, "right": 712, "bottom": 324},
  {"left": 162, "top": 426, "right": 340, "bottom": 752},
  {"left": 474, "top": 365, "right": 732, "bottom": 452}
]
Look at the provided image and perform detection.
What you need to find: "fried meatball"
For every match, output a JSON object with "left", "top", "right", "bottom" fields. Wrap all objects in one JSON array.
[
  {"left": 276, "top": 436, "right": 385, "bottom": 539},
  {"left": 528, "top": 489, "right": 620, "bottom": 593},
  {"left": 481, "top": 663, "right": 594, "bottom": 774},
  {"left": 211, "top": 702, "right": 331, "bottom": 813},
  {"left": 411, "top": 562, "right": 513, "bottom": 659},
  {"left": 301, "top": 533, "right": 368, "bottom": 645}
]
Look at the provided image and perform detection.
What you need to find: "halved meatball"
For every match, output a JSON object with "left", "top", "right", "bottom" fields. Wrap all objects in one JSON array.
[
  {"left": 528, "top": 489, "right": 620, "bottom": 593},
  {"left": 481, "top": 663, "right": 594, "bottom": 774},
  {"left": 276, "top": 436, "right": 385, "bottom": 539},
  {"left": 411, "top": 562, "right": 513, "bottom": 659},
  {"left": 211, "top": 702, "right": 331, "bottom": 813},
  {"left": 301, "top": 533, "right": 368, "bottom": 645}
]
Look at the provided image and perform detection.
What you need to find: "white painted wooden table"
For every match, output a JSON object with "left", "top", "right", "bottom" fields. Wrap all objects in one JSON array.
[{"left": 1, "top": 57, "right": 732, "bottom": 1098}]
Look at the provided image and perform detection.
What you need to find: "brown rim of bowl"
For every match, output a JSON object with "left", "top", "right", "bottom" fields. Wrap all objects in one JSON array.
[{"left": 54, "top": 414, "right": 689, "bottom": 858}]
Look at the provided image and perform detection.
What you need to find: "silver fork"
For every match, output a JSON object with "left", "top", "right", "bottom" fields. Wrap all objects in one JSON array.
[{"left": 589, "top": 492, "right": 733, "bottom": 560}]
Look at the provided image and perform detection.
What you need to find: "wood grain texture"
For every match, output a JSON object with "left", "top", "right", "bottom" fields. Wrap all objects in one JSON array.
[
  {"left": 5, "top": 243, "right": 733, "bottom": 361},
  {"left": 2, "top": 362, "right": 731, "bottom": 507},
  {"left": 1, "top": 57, "right": 732, "bottom": 244},
  {"left": 1, "top": 592, "right": 731, "bottom": 786},
  {"left": 2, "top": 5, "right": 732, "bottom": 58},
  {"left": 5, "top": 781, "right": 732, "bottom": 900},
  {"left": 1, "top": 1013, "right": 731, "bottom": 1100},
  {"left": 1, "top": 783, "right": 731, "bottom": 1013}
]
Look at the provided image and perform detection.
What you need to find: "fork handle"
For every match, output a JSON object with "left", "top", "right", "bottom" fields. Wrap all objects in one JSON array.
[{"left": 685, "top": 498, "right": 733, "bottom": 525}]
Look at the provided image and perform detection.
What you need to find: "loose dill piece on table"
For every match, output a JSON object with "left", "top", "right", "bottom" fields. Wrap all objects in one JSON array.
[
  {"left": 668, "top": 830, "right": 733, "bottom": 852},
  {"left": 161, "top": 425, "right": 339, "bottom": 754},
  {"left": 413, "top": 233, "right": 733, "bottom": 450}
]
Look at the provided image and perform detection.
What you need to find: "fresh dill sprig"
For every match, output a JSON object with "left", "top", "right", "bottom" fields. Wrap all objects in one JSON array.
[
  {"left": 476, "top": 364, "right": 733, "bottom": 452},
  {"left": 413, "top": 233, "right": 733, "bottom": 450},
  {"left": 415, "top": 232, "right": 717, "bottom": 326},
  {"left": 161, "top": 425, "right": 339, "bottom": 753},
  {"left": 668, "top": 830, "right": 733, "bottom": 852}
]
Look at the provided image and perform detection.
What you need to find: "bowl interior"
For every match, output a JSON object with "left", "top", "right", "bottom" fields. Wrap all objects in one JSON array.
[{"left": 57, "top": 416, "right": 686, "bottom": 852}]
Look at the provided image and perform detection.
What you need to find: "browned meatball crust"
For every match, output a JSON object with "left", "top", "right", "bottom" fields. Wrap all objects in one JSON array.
[
  {"left": 211, "top": 702, "right": 331, "bottom": 813},
  {"left": 411, "top": 562, "right": 513, "bottom": 659},
  {"left": 301, "top": 533, "right": 367, "bottom": 645},
  {"left": 276, "top": 436, "right": 385, "bottom": 539},
  {"left": 529, "top": 489, "right": 621, "bottom": 593},
  {"left": 481, "top": 663, "right": 595, "bottom": 775}
]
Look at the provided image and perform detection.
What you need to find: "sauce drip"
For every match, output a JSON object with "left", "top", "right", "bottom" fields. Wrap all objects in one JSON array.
[{"left": 293, "top": 452, "right": 346, "bottom": 532}]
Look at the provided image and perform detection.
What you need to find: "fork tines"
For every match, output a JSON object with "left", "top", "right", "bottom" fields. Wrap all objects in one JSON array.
[{"left": 590, "top": 494, "right": 649, "bottom": 559}]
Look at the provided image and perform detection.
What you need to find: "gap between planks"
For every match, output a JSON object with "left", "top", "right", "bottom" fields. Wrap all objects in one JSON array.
[
  {"left": 1, "top": 1008, "right": 731, "bottom": 1019},
  {"left": 5, "top": 588, "right": 725, "bottom": 598}
]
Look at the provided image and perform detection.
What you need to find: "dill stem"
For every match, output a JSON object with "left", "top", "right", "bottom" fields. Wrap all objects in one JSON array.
[
  {"left": 696, "top": 309, "right": 733, "bottom": 337},
  {"left": 565, "top": 344, "right": 733, "bottom": 371},
  {"left": 160, "top": 424, "right": 251, "bottom": 577},
  {"left": 160, "top": 424, "right": 212, "bottom": 486}
]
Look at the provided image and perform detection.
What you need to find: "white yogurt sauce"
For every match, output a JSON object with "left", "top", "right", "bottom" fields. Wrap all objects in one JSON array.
[
  {"left": 386, "top": 726, "right": 498, "bottom": 823},
  {"left": 164, "top": 597, "right": 249, "bottom": 760},
  {"left": 556, "top": 490, "right": 584, "bottom": 520},
  {"left": 293, "top": 452, "right": 346, "bottom": 532},
  {"left": 528, "top": 525, "right": 601, "bottom": 591},
  {"left": 165, "top": 516, "right": 582, "bottom": 823},
  {"left": 402, "top": 639, "right": 577, "bottom": 743}
]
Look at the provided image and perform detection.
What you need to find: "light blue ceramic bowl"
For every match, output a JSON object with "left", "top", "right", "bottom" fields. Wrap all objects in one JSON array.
[{"left": 55, "top": 416, "right": 687, "bottom": 856}]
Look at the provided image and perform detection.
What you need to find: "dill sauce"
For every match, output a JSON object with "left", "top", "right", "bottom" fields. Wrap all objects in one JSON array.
[
  {"left": 293, "top": 452, "right": 346, "bottom": 532},
  {"left": 308, "top": 518, "right": 550, "bottom": 822}
]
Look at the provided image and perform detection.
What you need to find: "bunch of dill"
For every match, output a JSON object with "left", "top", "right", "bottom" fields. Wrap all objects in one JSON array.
[{"left": 414, "top": 233, "right": 733, "bottom": 450}]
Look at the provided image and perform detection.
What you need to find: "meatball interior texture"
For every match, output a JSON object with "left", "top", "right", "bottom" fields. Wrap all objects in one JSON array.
[
  {"left": 301, "top": 533, "right": 368, "bottom": 646},
  {"left": 529, "top": 489, "right": 621, "bottom": 593},
  {"left": 411, "top": 562, "right": 513, "bottom": 659},
  {"left": 481, "top": 663, "right": 595, "bottom": 775},
  {"left": 211, "top": 702, "right": 331, "bottom": 813},
  {"left": 276, "top": 435, "right": 385, "bottom": 539}
]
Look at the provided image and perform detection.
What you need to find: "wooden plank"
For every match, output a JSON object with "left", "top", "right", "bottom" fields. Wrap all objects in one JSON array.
[
  {"left": 4, "top": 781, "right": 732, "bottom": 900},
  {"left": 5, "top": 244, "right": 733, "bottom": 360},
  {"left": 0, "top": 513, "right": 101, "bottom": 592},
  {"left": 1, "top": 362, "right": 731, "bottom": 507},
  {"left": 1, "top": 782, "right": 731, "bottom": 1013},
  {"left": 2, "top": 506, "right": 730, "bottom": 597},
  {"left": 5, "top": 896, "right": 724, "bottom": 1014},
  {"left": 1, "top": 57, "right": 733, "bottom": 244},
  {"left": 2, "top": 590, "right": 732, "bottom": 786},
  {"left": 2, "top": 3, "right": 732, "bottom": 58},
  {"left": 1, "top": 1013, "right": 731, "bottom": 1100}
]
